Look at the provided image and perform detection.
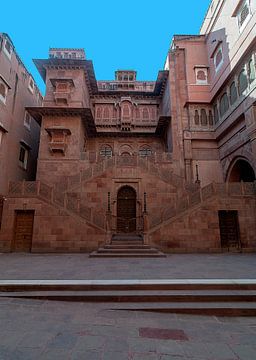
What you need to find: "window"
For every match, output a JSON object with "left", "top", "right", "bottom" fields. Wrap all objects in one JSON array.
[
  {"left": 19, "top": 145, "right": 29, "bottom": 170},
  {"left": 214, "top": 44, "right": 223, "bottom": 72},
  {"left": 3, "top": 38, "right": 12, "bottom": 60},
  {"left": 142, "top": 107, "right": 149, "bottom": 120},
  {"left": 0, "top": 82, "right": 7, "bottom": 104},
  {"left": 200, "top": 109, "right": 208, "bottom": 125},
  {"left": 238, "top": 68, "right": 248, "bottom": 95},
  {"left": 230, "top": 82, "right": 238, "bottom": 105},
  {"left": 213, "top": 104, "right": 219, "bottom": 124},
  {"left": 139, "top": 147, "right": 152, "bottom": 157},
  {"left": 28, "top": 77, "right": 34, "bottom": 94},
  {"left": 209, "top": 110, "right": 214, "bottom": 125},
  {"left": 237, "top": 0, "right": 251, "bottom": 31},
  {"left": 100, "top": 145, "right": 112, "bottom": 158},
  {"left": 219, "top": 93, "right": 229, "bottom": 116},
  {"left": 24, "top": 111, "right": 31, "bottom": 130},
  {"left": 194, "top": 110, "right": 199, "bottom": 125},
  {"left": 195, "top": 68, "right": 208, "bottom": 85},
  {"left": 248, "top": 59, "right": 255, "bottom": 83}
]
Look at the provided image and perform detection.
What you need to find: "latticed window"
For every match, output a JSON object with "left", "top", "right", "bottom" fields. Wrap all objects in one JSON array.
[
  {"left": 200, "top": 109, "right": 208, "bottom": 125},
  {"left": 100, "top": 145, "right": 112, "bottom": 158},
  {"left": 219, "top": 93, "right": 229, "bottom": 116},
  {"left": 230, "top": 82, "right": 238, "bottom": 105},
  {"left": 249, "top": 59, "right": 255, "bottom": 83},
  {"left": 238, "top": 68, "right": 248, "bottom": 95},
  {"left": 238, "top": 1, "right": 250, "bottom": 28},
  {"left": 139, "top": 147, "right": 152, "bottom": 157}
]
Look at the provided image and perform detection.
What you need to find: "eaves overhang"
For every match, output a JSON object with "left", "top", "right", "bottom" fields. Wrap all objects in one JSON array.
[{"left": 26, "top": 106, "right": 97, "bottom": 137}]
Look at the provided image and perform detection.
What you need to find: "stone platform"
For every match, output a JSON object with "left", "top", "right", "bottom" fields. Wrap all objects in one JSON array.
[{"left": 1, "top": 253, "right": 256, "bottom": 359}]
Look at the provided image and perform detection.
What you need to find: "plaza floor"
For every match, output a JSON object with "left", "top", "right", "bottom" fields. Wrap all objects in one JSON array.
[
  {"left": 0, "top": 253, "right": 256, "bottom": 359},
  {"left": 0, "top": 253, "right": 255, "bottom": 280}
]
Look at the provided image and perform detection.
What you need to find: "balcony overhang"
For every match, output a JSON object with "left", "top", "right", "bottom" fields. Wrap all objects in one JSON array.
[
  {"left": 26, "top": 107, "right": 97, "bottom": 137},
  {"left": 155, "top": 116, "right": 171, "bottom": 136}
]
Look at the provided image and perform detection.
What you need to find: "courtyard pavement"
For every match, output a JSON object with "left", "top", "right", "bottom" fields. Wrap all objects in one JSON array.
[
  {"left": 0, "top": 253, "right": 256, "bottom": 359},
  {"left": 0, "top": 253, "right": 255, "bottom": 280}
]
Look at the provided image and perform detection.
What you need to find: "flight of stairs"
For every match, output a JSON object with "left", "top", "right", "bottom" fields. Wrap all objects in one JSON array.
[
  {"left": 90, "top": 234, "right": 166, "bottom": 258},
  {"left": 1, "top": 279, "right": 256, "bottom": 316}
]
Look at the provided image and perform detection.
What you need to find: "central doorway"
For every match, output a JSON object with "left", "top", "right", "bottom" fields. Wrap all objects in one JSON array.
[{"left": 117, "top": 186, "right": 136, "bottom": 233}]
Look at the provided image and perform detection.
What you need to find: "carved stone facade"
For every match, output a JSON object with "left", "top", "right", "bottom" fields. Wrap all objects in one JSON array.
[{"left": 0, "top": 1, "right": 255, "bottom": 253}]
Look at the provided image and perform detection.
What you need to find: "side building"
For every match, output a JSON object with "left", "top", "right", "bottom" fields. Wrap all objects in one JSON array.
[{"left": 0, "top": 33, "right": 42, "bottom": 193}]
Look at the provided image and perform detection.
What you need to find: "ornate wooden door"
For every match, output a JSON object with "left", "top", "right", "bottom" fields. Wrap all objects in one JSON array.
[
  {"left": 13, "top": 211, "right": 34, "bottom": 252},
  {"left": 117, "top": 186, "right": 136, "bottom": 233},
  {"left": 218, "top": 210, "right": 240, "bottom": 249}
]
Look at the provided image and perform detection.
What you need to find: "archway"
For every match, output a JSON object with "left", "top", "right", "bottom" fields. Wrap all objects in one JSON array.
[
  {"left": 227, "top": 159, "right": 255, "bottom": 182},
  {"left": 117, "top": 186, "right": 136, "bottom": 233}
]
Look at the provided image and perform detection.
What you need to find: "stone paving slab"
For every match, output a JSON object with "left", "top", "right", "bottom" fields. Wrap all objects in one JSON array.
[
  {"left": 0, "top": 297, "right": 256, "bottom": 360},
  {"left": 0, "top": 253, "right": 256, "bottom": 280}
]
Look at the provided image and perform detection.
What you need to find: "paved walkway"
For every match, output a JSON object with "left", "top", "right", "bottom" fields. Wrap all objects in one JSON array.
[
  {"left": 0, "top": 297, "right": 256, "bottom": 359},
  {"left": 0, "top": 253, "right": 255, "bottom": 280},
  {"left": 1, "top": 253, "right": 256, "bottom": 359}
]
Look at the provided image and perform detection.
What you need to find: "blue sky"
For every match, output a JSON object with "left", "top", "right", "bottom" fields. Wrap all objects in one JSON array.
[{"left": 2, "top": 0, "right": 211, "bottom": 94}]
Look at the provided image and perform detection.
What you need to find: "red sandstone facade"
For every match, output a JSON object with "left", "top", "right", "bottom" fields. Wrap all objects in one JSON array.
[{"left": 0, "top": 0, "right": 255, "bottom": 253}]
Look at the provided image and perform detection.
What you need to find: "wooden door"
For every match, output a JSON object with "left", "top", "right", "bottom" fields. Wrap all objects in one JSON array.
[
  {"left": 117, "top": 186, "right": 136, "bottom": 233},
  {"left": 13, "top": 211, "right": 34, "bottom": 252},
  {"left": 218, "top": 210, "right": 240, "bottom": 249}
]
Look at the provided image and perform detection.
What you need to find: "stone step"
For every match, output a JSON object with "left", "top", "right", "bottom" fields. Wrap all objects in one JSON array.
[
  {"left": 1, "top": 279, "right": 256, "bottom": 292},
  {"left": 96, "top": 248, "right": 159, "bottom": 254},
  {"left": 114, "top": 302, "right": 256, "bottom": 316},
  {"left": 110, "top": 241, "right": 144, "bottom": 245},
  {"left": 112, "top": 234, "right": 143, "bottom": 242},
  {"left": 89, "top": 252, "right": 166, "bottom": 258},
  {"left": 2, "top": 290, "right": 256, "bottom": 303},
  {"left": 105, "top": 244, "right": 151, "bottom": 249}
]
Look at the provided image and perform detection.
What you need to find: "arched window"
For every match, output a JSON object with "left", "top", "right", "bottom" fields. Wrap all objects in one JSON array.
[
  {"left": 135, "top": 107, "right": 140, "bottom": 119},
  {"left": 142, "top": 107, "right": 149, "bottom": 120},
  {"left": 213, "top": 104, "right": 219, "bottom": 124},
  {"left": 238, "top": 68, "right": 248, "bottom": 95},
  {"left": 139, "top": 146, "right": 152, "bottom": 157},
  {"left": 96, "top": 107, "right": 102, "bottom": 119},
  {"left": 103, "top": 107, "right": 110, "bottom": 119},
  {"left": 230, "top": 82, "right": 238, "bottom": 105},
  {"left": 219, "top": 93, "right": 229, "bottom": 116},
  {"left": 200, "top": 109, "right": 208, "bottom": 125},
  {"left": 209, "top": 110, "right": 213, "bottom": 125},
  {"left": 249, "top": 59, "right": 255, "bottom": 84},
  {"left": 194, "top": 110, "right": 199, "bottom": 125},
  {"left": 100, "top": 145, "right": 112, "bottom": 158}
]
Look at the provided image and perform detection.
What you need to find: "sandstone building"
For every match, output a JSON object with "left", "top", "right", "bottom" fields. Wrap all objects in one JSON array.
[
  {"left": 0, "top": 0, "right": 255, "bottom": 253},
  {"left": 0, "top": 33, "right": 42, "bottom": 230}
]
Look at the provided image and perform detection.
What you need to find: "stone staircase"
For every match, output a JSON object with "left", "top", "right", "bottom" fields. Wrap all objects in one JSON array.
[
  {"left": 1, "top": 279, "right": 256, "bottom": 316},
  {"left": 90, "top": 234, "right": 166, "bottom": 258}
]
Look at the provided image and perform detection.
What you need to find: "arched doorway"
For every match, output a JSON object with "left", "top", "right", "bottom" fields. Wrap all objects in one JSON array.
[
  {"left": 117, "top": 186, "right": 136, "bottom": 233},
  {"left": 228, "top": 159, "right": 256, "bottom": 182}
]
